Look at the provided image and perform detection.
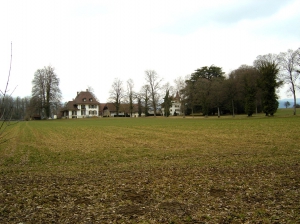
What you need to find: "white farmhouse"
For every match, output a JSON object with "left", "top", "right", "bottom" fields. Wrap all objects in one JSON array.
[{"left": 61, "top": 90, "right": 100, "bottom": 118}]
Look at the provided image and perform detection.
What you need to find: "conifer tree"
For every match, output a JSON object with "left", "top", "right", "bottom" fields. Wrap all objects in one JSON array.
[{"left": 254, "top": 55, "right": 281, "bottom": 116}]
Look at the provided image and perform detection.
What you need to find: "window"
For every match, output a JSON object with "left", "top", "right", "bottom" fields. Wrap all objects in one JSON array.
[
  {"left": 72, "top": 111, "right": 77, "bottom": 115},
  {"left": 89, "top": 110, "right": 96, "bottom": 115},
  {"left": 81, "top": 105, "right": 86, "bottom": 109},
  {"left": 83, "top": 98, "right": 86, "bottom": 102},
  {"left": 89, "top": 98, "right": 93, "bottom": 102},
  {"left": 81, "top": 110, "right": 86, "bottom": 115}
]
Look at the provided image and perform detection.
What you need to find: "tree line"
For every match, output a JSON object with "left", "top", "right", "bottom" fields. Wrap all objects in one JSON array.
[
  {"left": 109, "top": 47, "right": 300, "bottom": 117},
  {"left": 1, "top": 47, "right": 299, "bottom": 120},
  {"left": 1, "top": 65, "right": 62, "bottom": 120}
]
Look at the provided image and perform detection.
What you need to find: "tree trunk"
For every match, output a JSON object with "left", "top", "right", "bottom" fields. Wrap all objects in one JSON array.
[
  {"left": 152, "top": 92, "right": 156, "bottom": 117},
  {"left": 292, "top": 86, "right": 296, "bottom": 115},
  {"left": 232, "top": 99, "right": 235, "bottom": 117}
]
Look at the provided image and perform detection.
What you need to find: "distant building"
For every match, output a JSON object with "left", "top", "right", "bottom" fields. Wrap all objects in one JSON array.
[
  {"left": 161, "top": 92, "right": 182, "bottom": 116},
  {"left": 61, "top": 90, "right": 100, "bottom": 118},
  {"left": 61, "top": 89, "right": 164, "bottom": 118},
  {"left": 99, "top": 103, "right": 144, "bottom": 117}
]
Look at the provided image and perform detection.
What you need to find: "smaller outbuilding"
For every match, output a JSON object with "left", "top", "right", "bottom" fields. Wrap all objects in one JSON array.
[{"left": 99, "top": 103, "right": 143, "bottom": 117}]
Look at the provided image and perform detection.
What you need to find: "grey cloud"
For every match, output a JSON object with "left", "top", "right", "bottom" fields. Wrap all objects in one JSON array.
[
  {"left": 214, "top": 0, "right": 295, "bottom": 24},
  {"left": 159, "top": 0, "right": 296, "bottom": 35},
  {"left": 255, "top": 13, "right": 300, "bottom": 40}
]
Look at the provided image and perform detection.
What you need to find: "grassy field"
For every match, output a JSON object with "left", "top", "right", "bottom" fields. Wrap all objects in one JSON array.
[{"left": 1, "top": 109, "right": 300, "bottom": 223}]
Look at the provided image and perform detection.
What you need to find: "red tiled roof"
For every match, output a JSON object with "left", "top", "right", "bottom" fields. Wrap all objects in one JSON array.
[
  {"left": 61, "top": 91, "right": 100, "bottom": 112},
  {"left": 100, "top": 103, "right": 115, "bottom": 111},
  {"left": 100, "top": 103, "right": 141, "bottom": 113},
  {"left": 61, "top": 101, "right": 78, "bottom": 111},
  {"left": 74, "top": 91, "right": 100, "bottom": 105}
]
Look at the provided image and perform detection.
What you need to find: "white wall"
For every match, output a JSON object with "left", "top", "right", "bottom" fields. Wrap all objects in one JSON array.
[
  {"left": 69, "top": 104, "right": 99, "bottom": 118},
  {"left": 162, "top": 101, "right": 181, "bottom": 116}
]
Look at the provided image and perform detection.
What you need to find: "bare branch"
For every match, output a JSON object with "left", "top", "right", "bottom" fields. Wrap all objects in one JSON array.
[
  {"left": 0, "top": 43, "right": 22, "bottom": 143},
  {"left": 4, "top": 42, "right": 13, "bottom": 99},
  {"left": 144, "top": 70, "right": 163, "bottom": 117},
  {"left": 108, "top": 78, "right": 124, "bottom": 116},
  {"left": 277, "top": 49, "right": 299, "bottom": 115}
]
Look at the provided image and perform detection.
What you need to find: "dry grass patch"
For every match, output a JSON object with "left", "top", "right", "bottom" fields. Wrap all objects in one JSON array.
[{"left": 1, "top": 114, "right": 300, "bottom": 223}]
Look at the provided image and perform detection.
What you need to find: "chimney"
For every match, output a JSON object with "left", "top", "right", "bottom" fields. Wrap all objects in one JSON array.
[{"left": 77, "top": 92, "right": 79, "bottom": 95}]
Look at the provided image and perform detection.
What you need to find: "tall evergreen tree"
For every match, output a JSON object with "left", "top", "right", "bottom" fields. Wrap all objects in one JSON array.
[
  {"left": 254, "top": 56, "right": 281, "bottom": 116},
  {"left": 191, "top": 65, "right": 225, "bottom": 81},
  {"left": 186, "top": 65, "right": 225, "bottom": 116},
  {"left": 162, "top": 90, "right": 172, "bottom": 117}
]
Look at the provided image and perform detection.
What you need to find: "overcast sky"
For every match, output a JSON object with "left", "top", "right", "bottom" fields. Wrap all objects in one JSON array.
[{"left": 1, "top": 0, "right": 299, "bottom": 102}]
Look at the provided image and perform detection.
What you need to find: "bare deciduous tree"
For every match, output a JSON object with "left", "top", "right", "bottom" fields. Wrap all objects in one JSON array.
[
  {"left": 135, "top": 92, "right": 143, "bottom": 117},
  {"left": 87, "top": 86, "right": 94, "bottom": 93},
  {"left": 144, "top": 70, "right": 162, "bottom": 117},
  {"left": 31, "top": 66, "right": 61, "bottom": 118},
  {"left": 174, "top": 75, "right": 188, "bottom": 117},
  {"left": 139, "top": 85, "right": 150, "bottom": 116},
  {"left": 162, "top": 82, "right": 174, "bottom": 96},
  {"left": 87, "top": 85, "right": 100, "bottom": 104},
  {"left": 278, "top": 49, "right": 299, "bottom": 115},
  {"left": 108, "top": 78, "right": 124, "bottom": 117},
  {"left": 126, "top": 79, "right": 134, "bottom": 117}
]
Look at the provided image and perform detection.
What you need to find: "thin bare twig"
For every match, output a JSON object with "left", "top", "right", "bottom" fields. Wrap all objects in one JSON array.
[{"left": 0, "top": 42, "right": 18, "bottom": 143}]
